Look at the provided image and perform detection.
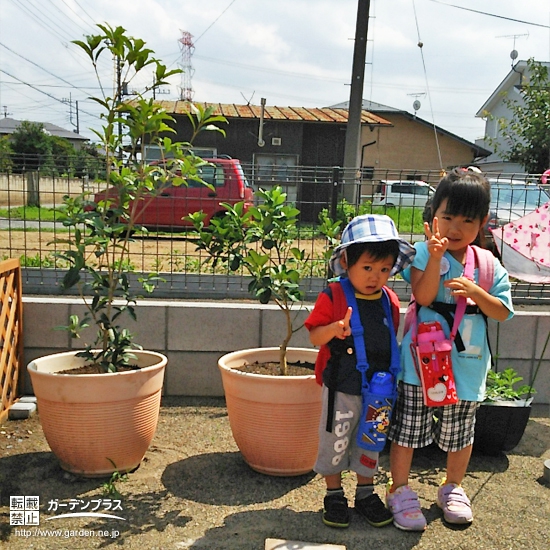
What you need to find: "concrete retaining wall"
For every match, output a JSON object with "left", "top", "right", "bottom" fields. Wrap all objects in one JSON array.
[{"left": 21, "top": 297, "right": 550, "bottom": 406}]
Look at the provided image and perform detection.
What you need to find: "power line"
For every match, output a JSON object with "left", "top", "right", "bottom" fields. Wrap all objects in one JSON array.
[
  {"left": 0, "top": 68, "right": 99, "bottom": 120},
  {"left": 0, "top": 41, "right": 98, "bottom": 97},
  {"left": 194, "top": 53, "right": 346, "bottom": 83},
  {"left": 195, "top": 0, "right": 239, "bottom": 44},
  {"left": 413, "top": 0, "right": 443, "bottom": 171},
  {"left": 8, "top": 0, "right": 69, "bottom": 44},
  {"left": 6, "top": 0, "right": 111, "bottom": 73},
  {"left": 429, "top": 0, "right": 550, "bottom": 29},
  {"left": 54, "top": 0, "right": 97, "bottom": 30},
  {"left": 33, "top": 0, "right": 90, "bottom": 37},
  {"left": 3, "top": 80, "right": 102, "bottom": 90},
  {"left": 193, "top": 52, "right": 490, "bottom": 96}
]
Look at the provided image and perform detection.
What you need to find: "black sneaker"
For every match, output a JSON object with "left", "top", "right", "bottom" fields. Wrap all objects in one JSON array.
[
  {"left": 355, "top": 493, "right": 393, "bottom": 527},
  {"left": 322, "top": 493, "right": 350, "bottom": 528}
]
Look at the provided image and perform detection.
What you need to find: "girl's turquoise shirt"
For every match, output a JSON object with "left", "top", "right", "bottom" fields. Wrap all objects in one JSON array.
[{"left": 400, "top": 241, "right": 514, "bottom": 401}]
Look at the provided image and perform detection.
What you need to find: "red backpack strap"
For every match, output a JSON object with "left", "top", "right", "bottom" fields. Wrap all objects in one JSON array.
[
  {"left": 471, "top": 245, "right": 495, "bottom": 292},
  {"left": 313, "top": 281, "right": 347, "bottom": 385},
  {"left": 382, "top": 285, "right": 401, "bottom": 333},
  {"left": 329, "top": 281, "right": 348, "bottom": 321}
]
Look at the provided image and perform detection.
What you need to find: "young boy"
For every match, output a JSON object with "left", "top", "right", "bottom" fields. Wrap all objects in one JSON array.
[{"left": 305, "top": 214, "right": 415, "bottom": 528}]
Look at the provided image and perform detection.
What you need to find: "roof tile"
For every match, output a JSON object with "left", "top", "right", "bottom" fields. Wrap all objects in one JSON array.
[{"left": 129, "top": 101, "right": 391, "bottom": 126}]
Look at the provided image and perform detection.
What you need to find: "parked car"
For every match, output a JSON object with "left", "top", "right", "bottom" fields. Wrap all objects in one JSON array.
[
  {"left": 92, "top": 157, "right": 254, "bottom": 229},
  {"left": 372, "top": 180, "right": 435, "bottom": 208},
  {"left": 486, "top": 180, "right": 550, "bottom": 234}
]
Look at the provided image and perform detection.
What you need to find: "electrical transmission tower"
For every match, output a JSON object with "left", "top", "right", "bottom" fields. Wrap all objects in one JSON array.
[{"left": 178, "top": 31, "right": 195, "bottom": 101}]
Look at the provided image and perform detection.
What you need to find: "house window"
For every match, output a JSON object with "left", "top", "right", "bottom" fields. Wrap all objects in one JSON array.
[
  {"left": 362, "top": 166, "right": 374, "bottom": 179},
  {"left": 487, "top": 118, "right": 497, "bottom": 139},
  {"left": 254, "top": 154, "right": 298, "bottom": 182}
]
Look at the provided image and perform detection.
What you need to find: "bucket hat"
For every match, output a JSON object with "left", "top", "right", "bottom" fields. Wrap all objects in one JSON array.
[{"left": 329, "top": 214, "right": 416, "bottom": 276}]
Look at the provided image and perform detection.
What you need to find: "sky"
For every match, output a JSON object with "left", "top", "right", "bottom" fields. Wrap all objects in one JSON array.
[{"left": 1, "top": 0, "right": 549, "bottom": 145}]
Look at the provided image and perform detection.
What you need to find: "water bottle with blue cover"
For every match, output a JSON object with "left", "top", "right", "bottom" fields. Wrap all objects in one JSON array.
[{"left": 356, "top": 371, "right": 396, "bottom": 452}]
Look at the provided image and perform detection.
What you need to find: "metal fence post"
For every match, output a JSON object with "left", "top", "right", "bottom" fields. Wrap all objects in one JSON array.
[
  {"left": 27, "top": 171, "right": 40, "bottom": 207},
  {"left": 330, "top": 166, "right": 341, "bottom": 220}
]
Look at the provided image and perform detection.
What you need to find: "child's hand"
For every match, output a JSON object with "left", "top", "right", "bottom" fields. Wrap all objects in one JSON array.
[
  {"left": 424, "top": 217, "right": 448, "bottom": 259},
  {"left": 444, "top": 276, "right": 478, "bottom": 301},
  {"left": 334, "top": 306, "right": 352, "bottom": 339}
]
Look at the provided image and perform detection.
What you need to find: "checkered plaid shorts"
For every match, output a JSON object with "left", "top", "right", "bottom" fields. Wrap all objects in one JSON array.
[{"left": 388, "top": 382, "right": 479, "bottom": 453}]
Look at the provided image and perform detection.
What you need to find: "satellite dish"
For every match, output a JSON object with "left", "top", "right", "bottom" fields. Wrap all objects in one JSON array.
[
  {"left": 510, "top": 49, "right": 518, "bottom": 61},
  {"left": 413, "top": 100, "right": 421, "bottom": 111}
]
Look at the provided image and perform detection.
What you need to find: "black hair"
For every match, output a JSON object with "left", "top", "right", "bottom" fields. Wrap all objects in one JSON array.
[
  {"left": 426, "top": 167, "right": 491, "bottom": 248},
  {"left": 345, "top": 240, "right": 400, "bottom": 269},
  {"left": 428, "top": 167, "right": 491, "bottom": 223}
]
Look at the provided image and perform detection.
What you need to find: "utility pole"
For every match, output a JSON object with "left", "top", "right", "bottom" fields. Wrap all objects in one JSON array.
[
  {"left": 62, "top": 93, "right": 79, "bottom": 134},
  {"left": 343, "top": 0, "right": 371, "bottom": 203}
]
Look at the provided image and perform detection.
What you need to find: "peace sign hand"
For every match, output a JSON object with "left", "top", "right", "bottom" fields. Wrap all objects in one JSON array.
[{"left": 424, "top": 216, "right": 448, "bottom": 259}]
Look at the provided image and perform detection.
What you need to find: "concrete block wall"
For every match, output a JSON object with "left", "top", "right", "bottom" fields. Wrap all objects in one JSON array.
[{"left": 21, "top": 297, "right": 550, "bottom": 405}]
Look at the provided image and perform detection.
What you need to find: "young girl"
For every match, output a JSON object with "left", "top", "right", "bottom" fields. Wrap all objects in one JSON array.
[
  {"left": 305, "top": 214, "right": 415, "bottom": 529},
  {"left": 387, "top": 168, "right": 514, "bottom": 531}
]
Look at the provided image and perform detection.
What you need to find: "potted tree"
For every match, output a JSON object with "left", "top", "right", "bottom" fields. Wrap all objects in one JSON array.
[
  {"left": 188, "top": 187, "right": 341, "bottom": 476},
  {"left": 27, "top": 24, "right": 225, "bottom": 477},
  {"left": 474, "top": 328, "right": 548, "bottom": 455}
]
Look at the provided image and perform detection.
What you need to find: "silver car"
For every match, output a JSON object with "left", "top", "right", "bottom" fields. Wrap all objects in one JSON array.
[
  {"left": 372, "top": 180, "right": 436, "bottom": 208},
  {"left": 487, "top": 181, "right": 550, "bottom": 232}
]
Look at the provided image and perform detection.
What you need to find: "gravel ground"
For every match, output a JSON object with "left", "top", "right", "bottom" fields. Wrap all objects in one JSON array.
[{"left": 1, "top": 397, "right": 549, "bottom": 550}]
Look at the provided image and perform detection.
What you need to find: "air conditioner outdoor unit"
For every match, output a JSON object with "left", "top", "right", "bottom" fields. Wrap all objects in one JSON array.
[{"left": 271, "top": 137, "right": 282, "bottom": 146}]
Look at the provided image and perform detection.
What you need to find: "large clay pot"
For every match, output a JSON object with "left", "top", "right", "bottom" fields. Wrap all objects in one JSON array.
[
  {"left": 218, "top": 347, "right": 321, "bottom": 476},
  {"left": 473, "top": 399, "right": 532, "bottom": 455},
  {"left": 28, "top": 350, "right": 166, "bottom": 477}
]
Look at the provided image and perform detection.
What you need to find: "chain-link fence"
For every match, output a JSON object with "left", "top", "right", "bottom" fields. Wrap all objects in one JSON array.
[{"left": 0, "top": 158, "right": 548, "bottom": 303}]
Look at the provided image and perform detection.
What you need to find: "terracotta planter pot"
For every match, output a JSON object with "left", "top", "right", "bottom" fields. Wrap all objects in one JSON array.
[
  {"left": 218, "top": 347, "right": 321, "bottom": 476},
  {"left": 28, "top": 350, "right": 166, "bottom": 477}
]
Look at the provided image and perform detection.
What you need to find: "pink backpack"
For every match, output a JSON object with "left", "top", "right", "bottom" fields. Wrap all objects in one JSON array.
[{"left": 403, "top": 245, "right": 495, "bottom": 335}]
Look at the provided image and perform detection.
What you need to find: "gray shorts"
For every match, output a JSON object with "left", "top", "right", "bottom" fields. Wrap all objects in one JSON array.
[
  {"left": 387, "top": 382, "right": 479, "bottom": 453},
  {"left": 314, "top": 385, "right": 379, "bottom": 478}
]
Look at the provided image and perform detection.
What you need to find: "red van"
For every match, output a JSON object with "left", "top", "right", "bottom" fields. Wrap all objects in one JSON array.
[{"left": 92, "top": 157, "right": 253, "bottom": 229}]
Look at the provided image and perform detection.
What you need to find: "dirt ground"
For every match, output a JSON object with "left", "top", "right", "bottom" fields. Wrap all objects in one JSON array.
[
  {"left": 1, "top": 397, "right": 550, "bottom": 550},
  {"left": 2, "top": 229, "right": 202, "bottom": 273},
  {"left": 1, "top": 229, "right": 329, "bottom": 275}
]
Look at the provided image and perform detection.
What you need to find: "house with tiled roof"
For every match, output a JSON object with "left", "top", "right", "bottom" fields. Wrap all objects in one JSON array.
[
  {"left": 0, "top": 117, "right": 88, "bottom": 149},
  {"left": 137, "top": 99, "right": 491, "bottom": 220},
  {"left": 146, "top": 100, "right": 392, "bottom": 168},
  {"left": 147, "top": 100, "right": 489, "bottom": 181},
  {"left": 332, "top": 100, "right": 490, "bottom": 179}
]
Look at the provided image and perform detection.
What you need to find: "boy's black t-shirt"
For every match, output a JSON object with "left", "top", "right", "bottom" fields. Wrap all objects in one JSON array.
[{"left": 322, "top": 287, "right": 392, "bottom": 396}]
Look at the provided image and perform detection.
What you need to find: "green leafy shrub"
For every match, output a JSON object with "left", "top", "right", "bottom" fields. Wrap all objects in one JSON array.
[
  {"left": 188, "top": 186, "right": 341, "bottom": 375},
  {"left": 484, "top": 368, "right": 535, "bottom": 402},
  {"left": 52, "top": 23, "right": 225, "bottom": 373}
]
